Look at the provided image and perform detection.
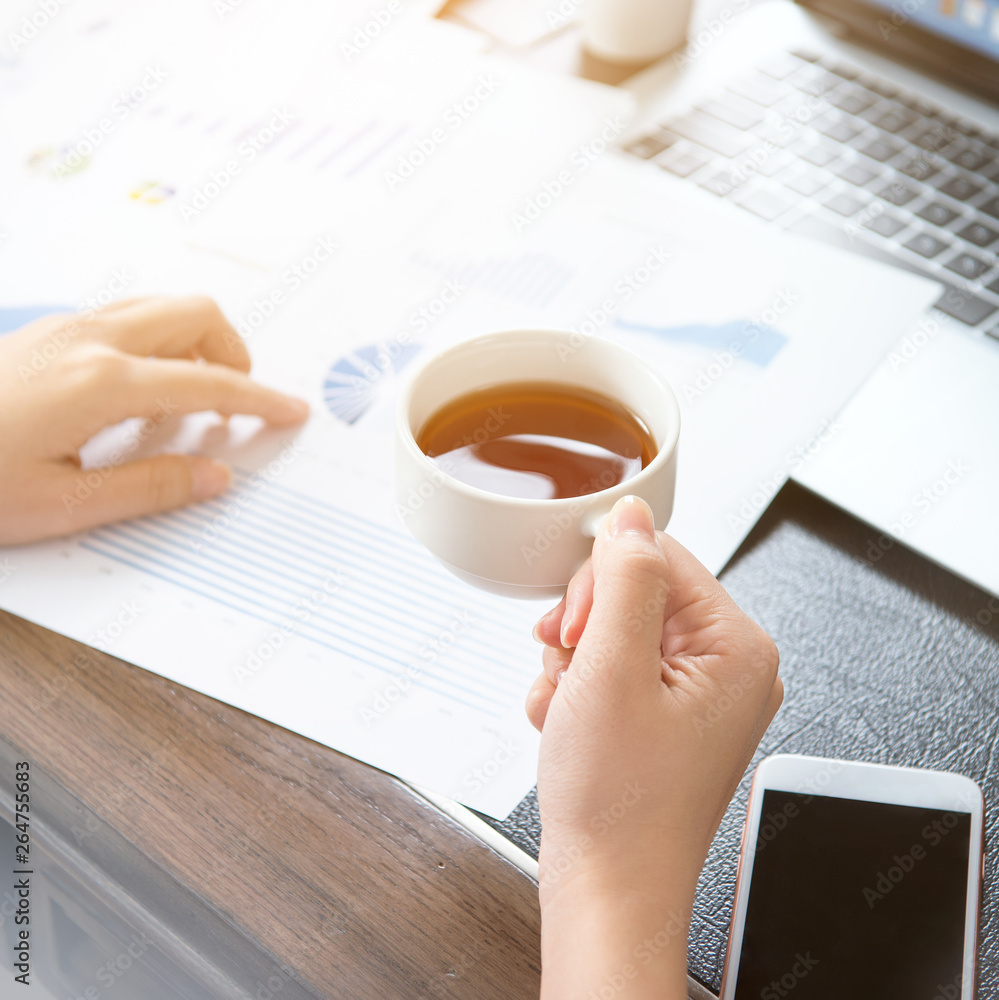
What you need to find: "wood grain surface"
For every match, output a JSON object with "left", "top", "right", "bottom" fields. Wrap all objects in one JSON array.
[{"left": 0, "top": 609, "right": 542, "bottom": 998}]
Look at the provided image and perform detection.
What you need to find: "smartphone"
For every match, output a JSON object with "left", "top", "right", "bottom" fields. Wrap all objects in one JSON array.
[{"left": 720, "top": 754, "right": 984, "bottom": 1000}]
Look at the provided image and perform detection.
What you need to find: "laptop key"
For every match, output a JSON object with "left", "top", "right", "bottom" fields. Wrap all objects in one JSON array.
[
  {"left": 834, "top": 161, "right": 879, "bottom": 186},
  {"left": 826, "top": 89, "right": 876, "bottom": 115},
  {"left": 781, "top": 170, "right": 828, "bottom": 197},
  {"left": 867, "top": 78, "right": 900, "bottom": 99},
  {"left": 986, "top": 324, "right": 999, "bottom": 343},
  {"left": 728, "top": 73, "right": 785, "bottom": 108},
  {"left": 957, "top": 222, "right": 999, "bottom": 247},
  {"left": 958, "top": 222, "right": 999, "bottom": 247},
  {"left": 623, "top": 133, "right": 675, "bottom": 160},
  {"left": 663, "top": 112, "right": 751, "bottom": 159},
  {"left": 699, "top": 169, "right": 747, "bottom": 197},
  {"left": 696, "top": 98, "right": 764, "bottom": 132},
  {"left": 979, "top": 196, "right": 999, "bottom": 220},
  {"left": 987, "top": 276, "right": 999, "bottom": 295},
  {"left": 656, "top": 147, "right": 711, "bottom": 178},
  {"left": 867, "top": 106, "right": 919, "bottom": 134},
  {"left": 944, "top": 252, "right": 991, "bottom": 279},
  {"left": 944, "top": 144, "right": 994, "bottom": 172},
  {"left": 904, "top": 233, "right": 950, "bottom": 258},
  {"left": 863, "top": 211, "right": 907, "bottom": 237},
  {"left": 877, "top": 179, "right": 920, "bottom": 205},
  {"left": 757, "top": 52, "right": 805, "bottom": 80},
  {"left": 799, "top": 143, "right": 839, "bottom": 168},
  {"left": 814, "top": 117, "right": 862, "bottom": 143},
  {"left": 823, "top": 191, "right": 866, "bottom": 217},
  {"left": 915, "top": 202, "right": 960, "bottom": 226},
  {"left": 859, "top": 136, "right": 904, "bottom": 162},
  {"left": 732, "top": 186, "right": 797, "bottom": 221},
  {"left": 934, "top": 286, "right": 998, "bottom": 326},
  {"left": 822, "top": 60, "right": 860, "bottom": 81},
  {"left": 898, "top": 155, "right": 940, "bottom": 181},
  {"left": 911, "top": 124, "right": 960, "bottom": 152},
  {"left": 935, "top": 174, "right": 984, "bottom": 201},
  {"left": 791, "top": 68, "right": 840, "bottom": 97}
]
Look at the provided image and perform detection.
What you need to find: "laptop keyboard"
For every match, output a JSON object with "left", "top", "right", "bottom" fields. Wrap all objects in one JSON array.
[{"left": 622, "top": 49, "right": 999, "bottom": 340}]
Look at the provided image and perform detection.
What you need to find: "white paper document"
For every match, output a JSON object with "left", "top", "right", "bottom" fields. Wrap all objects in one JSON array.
[{"left": 0, "top": 6, "right": 940, "bottom": 818}]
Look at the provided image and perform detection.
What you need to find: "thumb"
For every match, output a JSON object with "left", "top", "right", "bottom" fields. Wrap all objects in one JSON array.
[
  {"left": 573, "top": 495, "right": 669, "bottom": 688},
  {"left": 57, "top": 454, "right": 231, "bottom": 533}
]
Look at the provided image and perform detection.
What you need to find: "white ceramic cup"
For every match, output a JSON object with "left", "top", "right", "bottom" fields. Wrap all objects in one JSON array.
[
  {"left": 395, "top": 329, "right": 680, "bottom": 599},
  {"left": 582, "top": 0, "right": 694, "bottom": 64}
]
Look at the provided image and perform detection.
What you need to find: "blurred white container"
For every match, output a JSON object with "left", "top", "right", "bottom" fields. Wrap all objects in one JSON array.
[{"left": 582, "top": 0, "right": 694, "bottom": 63}]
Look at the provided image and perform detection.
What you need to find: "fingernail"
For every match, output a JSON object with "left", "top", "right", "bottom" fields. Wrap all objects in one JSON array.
[
  {"left": 189, "top": 457, "right": 231, "bottom": 500},
  {"left": 560, "top": 598, "right": 576, "bottom": 649},
  {"left": 532, "top": 605, "right": 558, "bottom": 643},
  {"left": 555, "top": 668, "right": 567, "bottom": 686},
  {"left": 606, "top": 495, "right": 655, "bottom": 539}
]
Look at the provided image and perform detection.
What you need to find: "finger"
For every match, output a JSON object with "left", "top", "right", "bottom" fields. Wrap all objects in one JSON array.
[
  {"left": 574, "top": 495, "right": 670, "bottom": 690},
  {"left": 560, "top": 557, "right": 594, "bottom": 648},
  {"left": 542, "top": 644, "right": 574, "bottom": 690},
  {"left": 533, "top": 596, "right": 566, "bottom": 647},
  {"left": 44, "top": 454, "right": 231, "bottom": 538},
  {"left": 96, "top": 355, "right": 309, "bottom": 427},
  {"left": 525, "top": 671, "right": 557, "bottom": 732},
  {"left": 91, "top": 295, "right": 252, "bottom": 372}
]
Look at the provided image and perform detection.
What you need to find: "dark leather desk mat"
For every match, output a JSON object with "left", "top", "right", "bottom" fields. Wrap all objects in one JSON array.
[{"left": 485, "top": 481, "right": 999, "bottom": 995}]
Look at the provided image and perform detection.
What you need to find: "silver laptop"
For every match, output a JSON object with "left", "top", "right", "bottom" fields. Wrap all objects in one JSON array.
[{"left": 615, "top": 0, "right": 999, "bottom": 597}]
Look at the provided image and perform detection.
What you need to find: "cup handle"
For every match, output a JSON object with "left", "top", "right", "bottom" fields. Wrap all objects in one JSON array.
[{"left": 580, "top": 506, "right": 614, "bottom": 539}]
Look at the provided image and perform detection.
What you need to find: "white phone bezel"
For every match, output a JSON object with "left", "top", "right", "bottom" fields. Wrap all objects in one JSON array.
[{"left": 719, "top": 754, "right": 984, "bottom": 1000}]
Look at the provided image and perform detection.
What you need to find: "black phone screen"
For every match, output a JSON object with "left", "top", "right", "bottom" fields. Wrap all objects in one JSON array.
[{"left": 731, "top": 789, "right": 973, "bottom": 999}]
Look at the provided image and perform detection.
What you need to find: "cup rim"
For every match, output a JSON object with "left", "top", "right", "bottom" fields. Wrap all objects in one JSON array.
[{"left": 396, "top": 328, "right": 681, "bottom": 508}]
